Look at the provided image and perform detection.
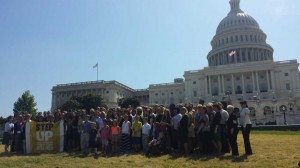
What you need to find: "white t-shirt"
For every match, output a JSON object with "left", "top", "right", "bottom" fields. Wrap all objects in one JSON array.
[
  {"left": 142, "top": 123, "right": 151, "bottom": 135},
  {"left": 172, "top": 113, "right": 182, "bottom": 129},
  {"left": 220, "top": 109, "right": 229, "bottom": 125},
  {"left": 5, "top": 122, "right": 14, "bottom": 133},
  {"left": 122, "top": 121, "right": 130, "bottom": 134},
  {"left": 239, "top": 107, "right": 251, "bottom": 127}
]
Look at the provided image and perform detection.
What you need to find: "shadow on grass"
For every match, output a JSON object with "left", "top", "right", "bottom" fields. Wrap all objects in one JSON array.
[
  {"left": 0, "top": 152, "right": 41, "bottom": 158},
  {"left": 217, "top": 154, "right": 249, "bottom": 162},
  {"left": 167, "top": 152, "right": 249, "bottom": 163},
  {"left": 62, "top": 151, "right": 103, "bottom": 159}
]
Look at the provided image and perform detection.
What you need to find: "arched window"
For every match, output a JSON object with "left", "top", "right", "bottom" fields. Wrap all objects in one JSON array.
[
  {"left": 236, "top": 86, "right": 242, "bottom": 94},
  {"left": 213, "top": 87, "right": 219, "bottom": 96}
]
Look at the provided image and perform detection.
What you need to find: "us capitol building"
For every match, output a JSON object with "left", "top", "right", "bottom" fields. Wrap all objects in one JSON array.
[{"left": 52, "top": 0, "right": 300, "bottom": 125}]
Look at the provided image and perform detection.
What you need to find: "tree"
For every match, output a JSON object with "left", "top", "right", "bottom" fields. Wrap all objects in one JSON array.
[
  {"left": 60, "top": 99, "right": 81, "bottom": 112},
  {"left": 118, "top": 97, "right": 140, "bottom": 108},
  {"left": 60, "top": 94, "right": 107, "bottom": 111},
  {"left": 13, "top": 90, "right": 37, "bottom": 115},
  {"left": 0, "top": 116, "right": 5, "bottom": 126}
]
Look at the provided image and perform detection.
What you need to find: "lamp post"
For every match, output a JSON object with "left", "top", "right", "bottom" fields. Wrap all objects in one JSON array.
[
  {"left": 271, "top": 91, "right": 277, "bottom": 123},
  {"left": 280, "top": 105, "right": 288, "bottom": 125},
  {"left": 288, "top": 90, "right": 295, "bottom": 112},
  {"left": 226, "top": 90, "right": 232, "bottom": 105},
  {"left": 252, "top": 93, "right": 260, "bottom": 123}
]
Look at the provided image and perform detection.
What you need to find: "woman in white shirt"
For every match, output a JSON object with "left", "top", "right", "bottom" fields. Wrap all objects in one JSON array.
[
  {"left": 3, "top": 116, "right": 14, "bottom": 153},
  {"left": 239, "top": 101, "right": 253, "bottom": 155},
  {"left": 120, "top": 114, "right": 131, "bottom": 153}
]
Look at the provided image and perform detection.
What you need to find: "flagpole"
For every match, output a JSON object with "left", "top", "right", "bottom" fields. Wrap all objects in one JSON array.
[{"left": 97, "top": 62, "right": 98, "bottom": 81}]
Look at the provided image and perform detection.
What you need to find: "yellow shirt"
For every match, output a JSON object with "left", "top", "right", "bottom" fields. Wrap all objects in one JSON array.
[{"left": 132, "top": 121, "right": 142, "bottom": 137}]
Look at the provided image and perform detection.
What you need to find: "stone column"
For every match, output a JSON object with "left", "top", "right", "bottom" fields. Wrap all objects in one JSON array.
[
  {"left": 242, "top": 73, "right": 245, "bottom": 95},
  {"left": 234, "top": 50, "right": 237, "bottom": 64},
  {"left": 246, "top": 48, "right": 249, "bottom": 62},
  {"left": 239, "top": 48, "right": 242, "bottom": 62},
  {"left": 252, "top": 71, "right": 256, "bottom": 91},
  {"left": 208, "top": 76, "right": 212, "bottom": 95},
  {"left": 222, "top": 75, "right": 225, "bottom": 94},
  {"left": 218, "top": 75, "right": 221, "bottom": 95},
  {"left": 252, "top": 48, "right": 255, "bottom": 61},
  {"left": 231, "top": 74, "right": 235, "bottom": 95},
  {"left": 205, "top": 77, "right": 208, "bottom": 95},
  {"left": 266, "top": 70, "right": 270, "bottom": 91},
  {"left": 271, "top": 70, "right": 275, "bottom": 90},
  {"left": 256, "top": 71, "right": 260, "bottom": 92}
]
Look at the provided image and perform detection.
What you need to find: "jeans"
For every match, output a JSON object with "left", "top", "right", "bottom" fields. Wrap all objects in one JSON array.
[
  {"left": 241, "top": 124, "right": 252, "bottom": 155},
  {"left": 228, "top": 128, "right": 239, "bottom": 156},
  {"left": 81, "top": 132, "right": 89, "bottom": 154}
]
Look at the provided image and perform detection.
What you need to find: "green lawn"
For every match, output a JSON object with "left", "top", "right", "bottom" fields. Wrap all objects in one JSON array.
[{"left": 0, "top": 131, "right": 300, "bottom": 168}]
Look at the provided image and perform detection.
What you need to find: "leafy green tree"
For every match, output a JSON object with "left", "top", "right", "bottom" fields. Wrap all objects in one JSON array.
[
  {"left": 60, "top": 99, "right": 81, "bottom": 112},
  {"left": 60, "top": 94, "right": 107, "bottom": 111},
  {"left": 0, "top": 116, "right": 5, "bottom": 126},
  {"left": 118, "top": 97, "right": 140, "bottom": 108},
  {"left": 13, "top": 90, "right": 37, "bottom": 115}
]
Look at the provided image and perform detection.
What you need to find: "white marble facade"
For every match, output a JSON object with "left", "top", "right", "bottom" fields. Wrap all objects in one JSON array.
[
  {"left": 52, "top": 0, "right": 300, "bottom": 125},
  {"left": 148, "top": 0, "right": 300, "bottom": 125},
  {"left": 52, "top": 80, "right": 150, "bottom": 110}
]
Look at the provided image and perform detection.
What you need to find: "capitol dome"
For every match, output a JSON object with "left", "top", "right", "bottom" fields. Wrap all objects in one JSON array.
[{"left": 207, "top": 0, "right": 274, "bottom": 67}]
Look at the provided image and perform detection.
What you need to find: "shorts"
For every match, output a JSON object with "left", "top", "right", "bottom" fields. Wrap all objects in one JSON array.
[
  {"left": 2, "top": 132, "right": 12, "bottom": 145},
  {"left": 111, "top": 134, "right": 120, "bottom": 142},
  {"left": 132, "top": 137, "right": 141, "bottom": 145},
  {"left": 102, "top": 139, "right": 109, "bottom": 148}
]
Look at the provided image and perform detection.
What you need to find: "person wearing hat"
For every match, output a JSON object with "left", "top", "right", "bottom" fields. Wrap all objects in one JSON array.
[{"left": 239, "top": 101, "right": 253, "bottom": 155}]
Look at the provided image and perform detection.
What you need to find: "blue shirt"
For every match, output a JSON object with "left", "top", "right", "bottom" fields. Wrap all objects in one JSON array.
[{"left": 82, "top": 121, "right": 91, "bottom": 133}]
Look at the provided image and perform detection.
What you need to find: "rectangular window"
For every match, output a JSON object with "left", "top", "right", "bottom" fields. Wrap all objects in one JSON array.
[
  {"left": 286, "top": 83, "right": 291, "bottom": 90},
  {"left": 284, "top": 73, "right": 289, "bottom": 76},
  {"left": 193, "top": 91, "right": 197, "bottom": 97}
]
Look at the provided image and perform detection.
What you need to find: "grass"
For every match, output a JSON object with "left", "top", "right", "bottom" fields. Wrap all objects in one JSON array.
[{"left": 0, "top": 131, "right": 300, "bottom": 168}]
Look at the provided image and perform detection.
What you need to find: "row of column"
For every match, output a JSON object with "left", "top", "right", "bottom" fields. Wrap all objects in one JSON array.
[
  {"left": 205, "top": 70, "right": 275, "bottom": 96},
  {"left": 208, "top": 48, "right": 273, "bottom": 66},
  {"left": 56, "top": 89, "right": 105, "bottom": 98}
]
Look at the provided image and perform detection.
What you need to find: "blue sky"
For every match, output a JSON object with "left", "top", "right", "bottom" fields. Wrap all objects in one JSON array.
[{"left": 0, "top": 0, "right": 299, "bottom": 117}]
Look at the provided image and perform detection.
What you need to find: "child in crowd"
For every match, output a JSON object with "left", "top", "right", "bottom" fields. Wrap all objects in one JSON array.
[
  {"left": 111, "top": 119, "right": 121, "bottom": 154},
  {"left": 89, "top": 122, "right": 97, "bottom": 155},
  {"left": 99, "top": 119, "right": 110, "bottom": 156},
  {"left": 131, "top": 115, "right": 142, "bottom": 152},
  {"left": 148, "top": 131, "right": 165, "bottom": 156},
  {"left": 142, "top": 117, "right": 151, "bottom": 154}
]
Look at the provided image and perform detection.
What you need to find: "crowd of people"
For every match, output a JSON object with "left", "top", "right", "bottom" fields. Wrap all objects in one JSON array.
[{"left": 2, "top": 101, "right": 253, "bottom": 157}]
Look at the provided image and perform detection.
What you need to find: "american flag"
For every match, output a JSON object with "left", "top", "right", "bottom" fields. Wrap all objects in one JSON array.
[
  {"left": 228, "top": 50, "right": 236, "bottom": 57},
  {"left": 93, "top": 63, "right": 98, "bottom": 68}
]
